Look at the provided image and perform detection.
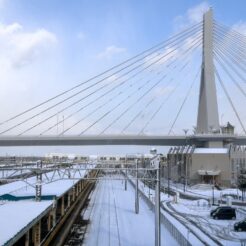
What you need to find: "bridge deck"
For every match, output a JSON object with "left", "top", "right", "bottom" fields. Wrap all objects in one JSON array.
[{"left": 0, "top": 134, "right": 245, "bottom": 146}]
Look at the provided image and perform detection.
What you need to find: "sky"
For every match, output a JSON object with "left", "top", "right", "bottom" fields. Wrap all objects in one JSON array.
[{"left": 0, "top": 0, "right": 245, "bottom": 156}]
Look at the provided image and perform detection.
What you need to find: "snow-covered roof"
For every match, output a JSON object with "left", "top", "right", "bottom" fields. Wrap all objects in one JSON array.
[
  {"left": 0, "top": 200, "right": 52, "bottom": 245},
  {"left": 0, "top": 167, "right": 91, "bottom": 244},
  {"left": 194, "top": 148, "right": 228, "bottom": 154}
]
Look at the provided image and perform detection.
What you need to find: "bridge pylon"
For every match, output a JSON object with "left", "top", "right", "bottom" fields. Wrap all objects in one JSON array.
[{"left": 196, "top": 8, "right": 220, "bottom": 139}]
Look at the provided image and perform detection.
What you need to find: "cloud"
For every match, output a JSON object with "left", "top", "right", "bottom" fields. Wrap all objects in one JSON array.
[
  {"left": 97, "top": 45, "right": 126, "bottom": 59},
  {"left": 173, "top": 2, "right": 210, "bottom": 31},
  {"left": 0, "top": 22, "right": 57, "bottom": 68},
  {"left": 232, "top": 21, "right": 246, "bottom": 35}
]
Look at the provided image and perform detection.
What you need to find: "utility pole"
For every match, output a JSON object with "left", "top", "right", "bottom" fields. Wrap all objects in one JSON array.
[
  {"left": 125, "top": 155, "right": 127, "bottom": 191},
  {"left": 35, "top": 160, "right": 42, "bottom": 202},
  {"left": 135, "top": 159, "right": 139, "bottom": 214},
  {"left": 155, "top": 156, "right": 161, "bottom": 246}
]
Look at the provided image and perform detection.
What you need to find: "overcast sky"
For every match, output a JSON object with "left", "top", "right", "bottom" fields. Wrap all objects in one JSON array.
[{"left": 0, "top": 0, "right": 245, "bottom": 156}]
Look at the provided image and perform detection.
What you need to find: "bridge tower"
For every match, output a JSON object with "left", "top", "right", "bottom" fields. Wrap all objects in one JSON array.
[{"left": 196, "top": 9, "right": 220, "bottom": 137}]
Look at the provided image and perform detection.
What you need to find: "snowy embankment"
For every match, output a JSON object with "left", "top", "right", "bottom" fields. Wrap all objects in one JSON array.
[{"left": 127, "top": 174, "right": 209, "bottom": 246}]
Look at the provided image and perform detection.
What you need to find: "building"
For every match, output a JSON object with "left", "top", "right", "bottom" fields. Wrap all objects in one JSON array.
[
  {"left": 221, "top": 122, "right": 235, "bottom": 135},
  {"left": 166, "top": 145, "right": 246, "bottom": 187}
]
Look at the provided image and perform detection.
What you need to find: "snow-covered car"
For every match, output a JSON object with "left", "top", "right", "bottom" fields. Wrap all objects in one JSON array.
[{"left": 234, "top": 219, "right": 246, "bottom": 231}]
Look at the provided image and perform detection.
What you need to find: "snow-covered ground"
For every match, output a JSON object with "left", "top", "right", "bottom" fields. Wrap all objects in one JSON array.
[
  {"left": 133, "top": 175, "right": 246, "bottom": 245},
  {"left": 162, "top": 179, "right": 243, "bottom": 202},
  {"left": 83, "top": 176, "right": 178, "bottom": 246}
]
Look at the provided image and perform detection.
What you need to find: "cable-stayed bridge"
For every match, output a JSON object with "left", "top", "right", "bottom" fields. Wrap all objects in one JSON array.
[{"left": 0, "top": 9, "right": 245, "bottom": 147}]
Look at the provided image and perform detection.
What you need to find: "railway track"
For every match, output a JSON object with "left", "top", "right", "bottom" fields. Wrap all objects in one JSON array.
[{"left": 40, "top": 170, "right": 99, "bottom": 246}]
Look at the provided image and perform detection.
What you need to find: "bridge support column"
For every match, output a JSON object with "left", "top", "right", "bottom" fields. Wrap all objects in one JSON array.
[
  {"left": 72, "top": 186, "right": 76, "bottom": 201},
  {"left": 33, "top": 221, "right": 41, "bottom": 246},
  {"left": 25, "top": 230, "right": 29, "bottom": 246},
  {"left": 61, "top": 196, "right": 65, "bottom": 216},
  {"left": 47, "top": 213, "right": 51, "bottom": 231},
  {"left": 52, "top": 207, "right": 56, "bottom": 227},
  {"left": 68, "top": 191, "right": 71, "bottom": 207}
]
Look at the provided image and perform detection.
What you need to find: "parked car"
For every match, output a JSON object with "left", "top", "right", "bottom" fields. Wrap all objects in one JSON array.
[
  {"left": 234, "top": 219, "right": 246, "bottom": 231},
  {"left": 210, "top": 206, "right": 231, "bottom": 217},
  {"left": 210, "top": 206, "right": 236, "bottom": 220}
]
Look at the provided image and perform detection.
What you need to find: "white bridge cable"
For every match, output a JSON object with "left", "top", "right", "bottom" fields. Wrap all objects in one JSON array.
[
  {"left": 59, "top": 52, "right": 179, "bottom": 135},
  {"left": 58, "top": 47, "right": 191, "bottom": 135},
  {"left": 213, "top": 31, "right": 246, "bottom": 65},
  {"left": 23, "top": 31, "right": 201, "bottom": 136},
  {"left": 0, "top": 22, "right": 202, "bottom": 127},
  {"left": 213, "top": 29, "right": 246, "bottom": 68},
  {"left": 96, "top": 37, "right": 203, "bottom": 135},
  {"left": 42, "top": 61, "right": 166, "bottom": 135},
  {"left": 123, "top": 61, "right": 189, "bottom": 134},
  {"left": 214, "top": 22, "right": 246, "bottom": 46},
  {"left": 0, "top": 26, "right": 202, "bottom": 136},
  {"left": 167, "top": 66, "right": 201, "bottom": 135},
  {"left": 213, "top": 39, "right": 246, "bottom": 83},
  {"left": 41, "top": 30, "right": 201, "bottom": 135},
  {"left": 213, "top": 51, "right": 246, "bottom": 98},
  {"left": 138, "top": 54, "right": 202, "bottom": 135},
  {"left": 214, "top": 68, "right": 246, "bottom": 134},
  {"left": 21, "top": 31, "right": 203, "bottom": 136},
  {"left": 121, "top": 40, "right": 202, "bottom": 133},
  {"left": 62, "top": 34, "right": 202, "bottom": 135},
  {"left": 213, "top": 37, "right": 246, "bottom": 75}
]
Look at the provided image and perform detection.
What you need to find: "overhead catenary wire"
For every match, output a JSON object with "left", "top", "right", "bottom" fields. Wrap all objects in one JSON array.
[
  {"left": 1, "top": 26, "right": 203, "bottom": 136},
  {"left": 214, "top": 68, "right": 246, "bottom": 134},
  {"left": 0, "top": 22, "right": 202, "bottom": 127}
]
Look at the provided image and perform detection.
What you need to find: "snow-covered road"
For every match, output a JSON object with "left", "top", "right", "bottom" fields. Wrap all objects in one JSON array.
[{"left": 83, "top": 176, "right": 178, "bottom": 246}]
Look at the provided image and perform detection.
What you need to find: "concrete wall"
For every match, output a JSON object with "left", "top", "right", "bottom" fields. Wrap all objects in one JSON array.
[{"left": 190, "top": 153, "right": 230, "bottom": 186}]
